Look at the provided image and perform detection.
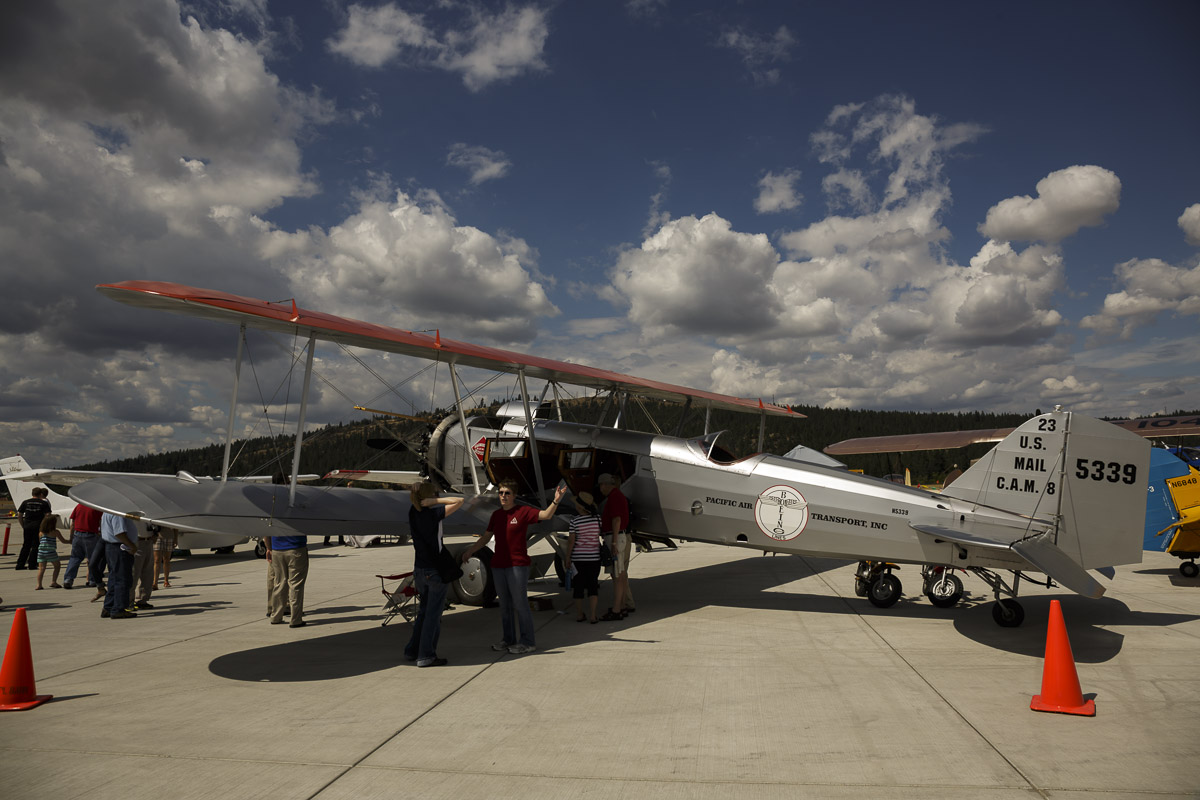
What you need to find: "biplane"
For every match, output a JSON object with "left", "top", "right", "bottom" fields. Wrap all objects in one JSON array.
[{"left": 69, "top": 281, "right": 1153, "bottom": 626}]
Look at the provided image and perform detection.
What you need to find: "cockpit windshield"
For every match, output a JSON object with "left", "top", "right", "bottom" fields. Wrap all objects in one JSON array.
[{"left": 688, "top": 431, "right": 746, "bottom": 465}]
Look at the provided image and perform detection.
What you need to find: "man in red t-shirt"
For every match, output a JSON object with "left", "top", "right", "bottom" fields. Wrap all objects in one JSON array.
[
  {"left": 463, "top": 479, "right": 566, "bottom": 654},
  {"left": 63, "top": 503, "right": 104, "bottom": 589},
  {"left": 599, "top": 473, "right": 634, "bottom": 619}
]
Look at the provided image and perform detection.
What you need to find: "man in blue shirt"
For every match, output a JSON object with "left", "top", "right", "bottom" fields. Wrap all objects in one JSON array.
[
  {"left": 269, "top": 536, "right": 309, "bottom": 628},
  {"left": 100, "top": 513, "right": 139, "bottom": 619}
]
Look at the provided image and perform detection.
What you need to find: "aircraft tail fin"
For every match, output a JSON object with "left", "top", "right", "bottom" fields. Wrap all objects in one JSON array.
[
  {"left": 2, "top": 455, "right": 37, "bottom": 507},
  {"left": 941, "top": 410, "right": 1150, "bottom": 570},
  {"left": 1, "top": 455, "right": 76, "bottom": 518}
]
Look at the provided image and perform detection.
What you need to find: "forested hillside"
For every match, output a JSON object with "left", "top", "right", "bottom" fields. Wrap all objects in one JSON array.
[{"left": 70, "top": 401, "right": 1193, "bottom": 487}]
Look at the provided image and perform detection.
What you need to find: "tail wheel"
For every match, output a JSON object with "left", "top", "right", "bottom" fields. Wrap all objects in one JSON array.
[
  {"left": 450, "top": 545, "right": 494, "bottom": 606},
  {"left": 991, "top": 599, "right": 1025, "bottom": 627},
  {"left": 926, "top": 572, "right": 964, "bottom": 608},
  {"left": 867, "top": 574, "right": 902, "bottom": 608}
]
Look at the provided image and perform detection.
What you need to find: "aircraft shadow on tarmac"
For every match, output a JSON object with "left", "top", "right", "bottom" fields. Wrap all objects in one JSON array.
[
  {"left": 1131, "top": 566, "right": 1200, "bottom": 587},
  {"left": 208, "top": 551, "right": 1198, "bottom": 682},
  {"left": 153, "top": 601, "right": 233, "bottom": 616}
]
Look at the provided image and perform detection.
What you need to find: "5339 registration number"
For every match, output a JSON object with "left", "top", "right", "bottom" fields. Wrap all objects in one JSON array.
[{"left": 1074, "top": 458, "right": 1137, "bottom": 484}]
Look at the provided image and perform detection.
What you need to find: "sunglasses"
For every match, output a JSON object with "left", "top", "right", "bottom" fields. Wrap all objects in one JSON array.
[{"left": 498, "top": 490, "right": 514, "bottom": 496}]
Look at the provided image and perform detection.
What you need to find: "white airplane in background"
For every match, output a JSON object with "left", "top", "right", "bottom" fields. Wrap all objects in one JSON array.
[{"left": 66, "top": 280, "right": 1153, "bottom": 627}]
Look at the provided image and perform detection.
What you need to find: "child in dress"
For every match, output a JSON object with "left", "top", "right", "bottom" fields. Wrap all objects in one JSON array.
[{"left": 36, "top": 515, "right": 72, "bottom": 590}]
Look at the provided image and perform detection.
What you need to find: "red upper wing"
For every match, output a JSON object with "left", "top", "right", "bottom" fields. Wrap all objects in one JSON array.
[{"left": 98, "top": 281, "right": 800, "bottom": 419}]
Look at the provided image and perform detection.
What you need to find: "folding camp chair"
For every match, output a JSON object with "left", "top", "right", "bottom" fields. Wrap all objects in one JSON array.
[{"left": 377, "top": 571, "right": 417, "bottom": 626}]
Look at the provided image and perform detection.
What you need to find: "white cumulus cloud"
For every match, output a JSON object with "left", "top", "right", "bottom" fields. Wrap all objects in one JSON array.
[
  {"left": 979, "top": 165, "right": 1120, "bottom": 243},
  {"left": 446, "top": 143, "right": 512, "bottom": 185},
  {"left": 754, "top": 169, "right": 803, "bottom": 214},
  {"left": 327, "top": 3, "right": 549, "bottom": 91},
  {"left": 1179, "top": 203, "right": 1200, "bottom": 246}
]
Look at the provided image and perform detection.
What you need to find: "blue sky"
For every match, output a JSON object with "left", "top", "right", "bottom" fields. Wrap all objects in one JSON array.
[{"left": 1, "top": 0, "right": 1198, "bottom": 466}]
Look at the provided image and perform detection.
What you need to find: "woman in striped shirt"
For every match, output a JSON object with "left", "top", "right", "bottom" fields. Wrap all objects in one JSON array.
[{"left": 566, "top": 492, "right": 603, "bottom": 623}]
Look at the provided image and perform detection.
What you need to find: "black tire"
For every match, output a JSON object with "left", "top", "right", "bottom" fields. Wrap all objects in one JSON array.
[
  {"left": 1180, "top": 561, "right": 1199, "bottom": 578},
  {"left": 926, "top": 573, "right": 964, "bottom": 608},
  {"left": 451, "top": 545, "right": 494, "bottom": 606},
  {"left": 867, "top": 573, "right": 902, "bottom": 608},
  {"left": 213, "top": 545, "right": 235, "bottom": 555},
  {"left": 853, "top": 577, "right": 868, "bottom": 597},
  {"left": 254, "top": 539, "right": 267, "bottom": 559},
  {"left": 991, "top": 599, "right": 1025, "bottom": 627}
]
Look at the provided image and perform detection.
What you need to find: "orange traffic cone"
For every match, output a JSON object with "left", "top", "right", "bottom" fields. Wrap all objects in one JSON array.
[
  {"left": 0, "top": 608, "right": 52, "bottom": 711},
  {"left": 1030, "top": 599, "right": 1094, "bottom": 716}
]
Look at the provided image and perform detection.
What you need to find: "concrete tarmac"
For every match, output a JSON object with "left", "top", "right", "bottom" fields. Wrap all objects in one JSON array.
[{"left": 0, "top": 540, "right": 1197, "bottom": 799}]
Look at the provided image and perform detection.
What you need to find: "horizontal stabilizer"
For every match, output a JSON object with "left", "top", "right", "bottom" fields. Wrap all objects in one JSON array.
[
  {"left": 911, "top": 524, "right": 1012, "bottom": 550},
  {"left": 1011, "top": 534, "right": 1105, "bottom": 599},
  {"left": 914, "top": 523, "right": 1106, "bottom": 599}
]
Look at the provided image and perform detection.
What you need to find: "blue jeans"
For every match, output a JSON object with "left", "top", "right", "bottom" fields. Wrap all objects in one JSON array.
[
  {"left": 405, "top": 567, "right": 448, "bottom": 663},
  {"left": 493, "top": 565, "right": 534, "bottom": 647},
  {"left": 63, "top": 532, "right": 100, "bottom": 585},
  {"left": 103, "top": 542, "right": 134, "bottom": 614}
]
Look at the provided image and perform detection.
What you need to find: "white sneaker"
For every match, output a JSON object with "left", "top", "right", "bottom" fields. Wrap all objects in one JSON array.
[
  {"left": 491, "top": 641, "right": 513, "bottom": 652},
  {"left": 507, "top": 643, "right": 535, "bottom": 655}
]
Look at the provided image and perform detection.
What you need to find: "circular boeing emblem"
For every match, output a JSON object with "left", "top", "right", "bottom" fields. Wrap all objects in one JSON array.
[{"left": 754, "top": 484, "right": 809, "bottom": 541}]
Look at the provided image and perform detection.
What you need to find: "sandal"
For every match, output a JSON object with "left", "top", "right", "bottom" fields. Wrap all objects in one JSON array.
[
  {"left": 576, "top": 616, "right": 587, "bottom": 622},
  {"left": 599, "top": 610, "right": 623, "bottom": 621}
]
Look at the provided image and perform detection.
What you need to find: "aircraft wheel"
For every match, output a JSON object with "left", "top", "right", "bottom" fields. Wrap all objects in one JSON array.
[
  {"left": 254, "top": 539, "right": 266, "bottom": 559},
  {"left": 450, "top": 545, "right": 494, "bottom": 606},
  {"left": 991, "top": 599, "right": 1025, "bottom": 627},
  {"left": 926, "top": 573, "right": 964, "bottom": 608},
  {"left": 213, "top": 545, "right": 235, "bottom": 555},
  {"left": 853, "top": 577, "right": 868, "bottom": 597},
  {"left": 867, "top": 574, "right": 902, "bottom": 608},
  {"left": 1180, "top": 561, "right": 1199, "bottom": 578}
]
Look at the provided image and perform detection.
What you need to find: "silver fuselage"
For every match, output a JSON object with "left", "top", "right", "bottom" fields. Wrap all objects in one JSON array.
[{"left": 508, "top": 419, "right": 1044, "bottom": 571}]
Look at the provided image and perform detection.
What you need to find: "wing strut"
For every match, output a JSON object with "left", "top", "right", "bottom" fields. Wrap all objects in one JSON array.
[
  {"left": 672, "top": 396, "right": 693, "bottom": 437},
  {"left": 288, "top": 332, "right": 316, "bottom": 508},
  {"left": 448, "top": 364, "right": 482, "bottom": 496},
  {"left": 221, "top": 322, "right": 245, "bottom": 483},
  {"left": 551, "top": 382, "right": 563, "bottom": 421},
  {"left": 517, "top": 368, "right": 547, "bottom": 501}
]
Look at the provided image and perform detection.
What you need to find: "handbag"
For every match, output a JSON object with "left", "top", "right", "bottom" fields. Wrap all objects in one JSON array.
[
  {"left": 597, "top": 542, "right": 613, "bottom": 568},
  {"left": 436, "top": 545, "right": 464, "bottom": 583}
]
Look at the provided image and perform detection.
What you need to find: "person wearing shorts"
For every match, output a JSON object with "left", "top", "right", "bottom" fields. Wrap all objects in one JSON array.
[{"left": 598, "top": 474, "right": 634, "bottom": 620}]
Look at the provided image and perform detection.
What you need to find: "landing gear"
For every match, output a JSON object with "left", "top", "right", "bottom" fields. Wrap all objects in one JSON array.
[
  {"left": 868, "top": 573, "right": 903, "bottom": 608},
  {"left": 1180, "top": 560, "right": 1199, "bottom": 578},
  {"left": 450, "top": 545, "right": 494, "bottom": 606},
  {"left": 991, "top": 598, "right": 1025, "bottom": 627},
  {"left": 856, "top": 561, "right": 903, "bottom": 608},
  {"left": 254, "top": 539, "right": 266, "bottom": 559},
  {"left": 970, "top": 567, "right": 1034, "bottom": 627},
  {"left": 922, "top": 566, "right": 964, "bottom": 608}
]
